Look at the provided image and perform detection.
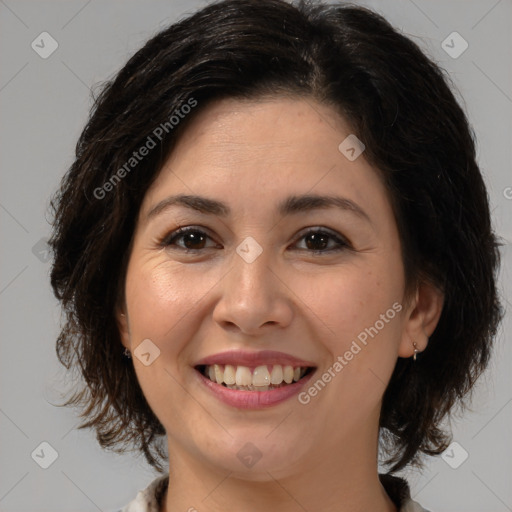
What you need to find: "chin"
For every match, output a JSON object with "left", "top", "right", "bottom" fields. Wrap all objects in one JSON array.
[{"left": 197, "top": 428, "right": 309, "bottom": 478}]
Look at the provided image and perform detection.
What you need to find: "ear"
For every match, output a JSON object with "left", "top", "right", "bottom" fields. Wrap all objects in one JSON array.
[
  {"left": 398, "top": 280, "right": 444, "bottom": 358},
  {"left": 115, "top": 303, "right": 131, "bottom": 351}
]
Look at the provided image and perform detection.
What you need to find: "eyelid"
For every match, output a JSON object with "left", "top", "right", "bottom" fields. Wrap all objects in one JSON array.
[
  {"left": 294, "top": 226, "right": 350, "bottom": 244},
  {"left": 160, "top": 225, "right": 219, "bottom": 248},
  {"left": 160, "top": 225, "right": 352, "bottom": 253}
]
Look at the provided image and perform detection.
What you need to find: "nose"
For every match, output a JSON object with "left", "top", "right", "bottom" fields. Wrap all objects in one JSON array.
[{"left": 212, "top": 241, "right": 294, "bottom": 335}]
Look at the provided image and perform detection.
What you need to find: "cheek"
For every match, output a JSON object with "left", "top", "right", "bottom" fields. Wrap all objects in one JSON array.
[
  {"left": 308, "top": 264, "right": 403, "bottom": 350},
  {"left": 124, "top": 258, "right": 214, "bottom": 428},
  {"left": 328, "top": 265, "right": 404, "bottom": 396},
  {"left": 125, "top": 258, "right": 210, "bottom": 342},
  {"left": 126, "top": 256, "right": 212, "bottom": 320},
  {"left": 123, "top": 254, "right": 237, "bottom": 391}
]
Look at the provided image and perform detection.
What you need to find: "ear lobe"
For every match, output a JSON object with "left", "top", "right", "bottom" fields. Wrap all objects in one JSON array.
[
  {"left": 115, "top": 306, "right": 131, "bottom": 350},
  {"left": 398, "top": 281, "right": 444, "bottom": 358}
]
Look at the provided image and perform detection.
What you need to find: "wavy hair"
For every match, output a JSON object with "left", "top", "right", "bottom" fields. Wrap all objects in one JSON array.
[{"left": 48, "top": 0, "right": 503, "bottom": 472}]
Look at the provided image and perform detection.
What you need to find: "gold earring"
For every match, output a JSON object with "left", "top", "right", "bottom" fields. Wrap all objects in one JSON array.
[{"left": 412, "top": 341, "right": 418, "bottom": 361}]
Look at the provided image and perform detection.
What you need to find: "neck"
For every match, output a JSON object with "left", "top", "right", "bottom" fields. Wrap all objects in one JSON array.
[{"left": 160, "top": 432, "right": 397, "bottom": 512}]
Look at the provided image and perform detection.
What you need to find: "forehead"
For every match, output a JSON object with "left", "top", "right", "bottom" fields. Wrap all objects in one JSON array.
[
  {"left": 170, "top": 96, "right": 351, "bottom": 165},
  {"left": 139, "top": 97, "right": 391, "bottom": 225}
]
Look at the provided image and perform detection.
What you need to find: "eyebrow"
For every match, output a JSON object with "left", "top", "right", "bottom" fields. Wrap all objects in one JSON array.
[{"left": 146, "top": 193, "right": 371, "bottom": 223}]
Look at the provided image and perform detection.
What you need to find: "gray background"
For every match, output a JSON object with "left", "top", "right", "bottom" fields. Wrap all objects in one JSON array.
[{"left": 0, "top": 0, "right": 511, "bottom": 511}]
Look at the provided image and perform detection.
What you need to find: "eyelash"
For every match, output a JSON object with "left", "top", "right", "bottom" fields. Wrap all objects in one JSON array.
[{"left": 160, "top": 226, "right": 351, "bottom": 254}]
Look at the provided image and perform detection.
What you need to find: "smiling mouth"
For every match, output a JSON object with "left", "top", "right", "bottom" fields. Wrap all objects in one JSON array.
[{"left": 195, "top": 364, "right": 315, "bottom": 391}]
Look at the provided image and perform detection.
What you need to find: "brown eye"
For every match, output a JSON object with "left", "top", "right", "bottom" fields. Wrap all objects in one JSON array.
[
  {"left": 304, "top": 232, "right": 329, "bottom": 251},
  {"left": 161, "top": 226, "right": 349, "bottom": 254},
  {"left": 163, "top": 227, "right": 216, "bottom": 251},
  {"left": 294, "top": 229, "right": 349, "bottom": 253}
]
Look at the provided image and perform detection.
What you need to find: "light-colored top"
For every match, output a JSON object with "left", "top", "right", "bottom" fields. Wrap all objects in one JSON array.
[{"left": 114, "top": 473, "right": 431, "bottom": 512}]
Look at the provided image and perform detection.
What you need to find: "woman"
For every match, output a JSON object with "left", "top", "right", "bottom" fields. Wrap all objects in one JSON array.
[{"left": 48, "top": 0, "right": 503, "bottom": 511}]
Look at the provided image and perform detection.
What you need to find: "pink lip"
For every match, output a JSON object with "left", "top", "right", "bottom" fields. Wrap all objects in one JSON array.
[
  {"left": 194, "top": 367, "right": 316, "bottom": 409},
  {"left": 194, "top": 349, "right": 316, "bottom": 368}
]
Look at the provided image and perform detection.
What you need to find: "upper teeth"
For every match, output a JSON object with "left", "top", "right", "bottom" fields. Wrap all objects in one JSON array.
[{"left": 205, "top": 364, "right": 306, "bottom": 386}]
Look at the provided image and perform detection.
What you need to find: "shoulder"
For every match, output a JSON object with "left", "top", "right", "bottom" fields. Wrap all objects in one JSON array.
[{"left": 113, "top": 474, "right": 169, "bottom": 512}]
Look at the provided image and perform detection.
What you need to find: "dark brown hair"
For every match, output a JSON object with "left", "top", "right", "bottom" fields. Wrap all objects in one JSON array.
[{"left": 48, "top": 0, "right": 503, "bottom": 473}]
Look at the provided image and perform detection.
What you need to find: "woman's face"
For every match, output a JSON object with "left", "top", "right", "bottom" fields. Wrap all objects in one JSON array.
[{"left": 117, "top": 97, "right": 419, "bottom": 478}]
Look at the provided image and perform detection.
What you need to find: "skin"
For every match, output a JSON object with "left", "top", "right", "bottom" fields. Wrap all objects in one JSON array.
[{"left": 117, "top": 96, "right": 444, "bottom": 512}]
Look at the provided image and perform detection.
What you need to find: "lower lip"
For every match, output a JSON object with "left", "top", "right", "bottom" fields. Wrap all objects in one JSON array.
[{"left": 194, "top": 368, "right": 316, "bottom": 409}]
